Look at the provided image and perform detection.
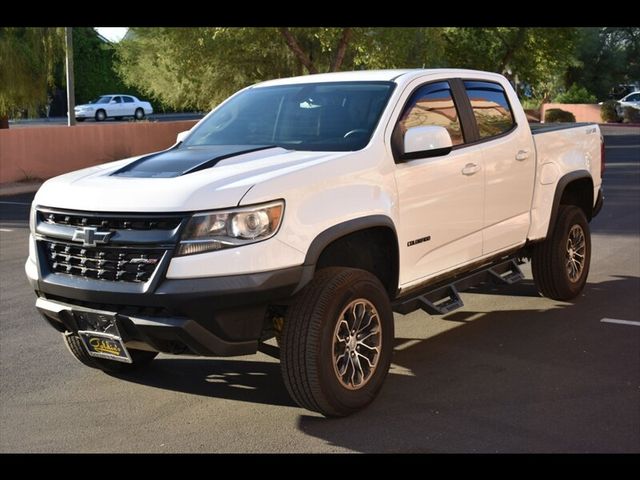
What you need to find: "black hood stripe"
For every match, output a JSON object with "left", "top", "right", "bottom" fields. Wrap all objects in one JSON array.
[{"left": 112, "top": 145, "right": 277, "bottom": 178}]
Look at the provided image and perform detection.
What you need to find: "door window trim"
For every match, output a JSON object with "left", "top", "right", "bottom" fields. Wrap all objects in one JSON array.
[
  {"left": 455, "top": 78, "right": 519, "bottom": 148},
  {"left": 391, "top": 79, "right": 468, "bottom": 163},
  {"left": 390, "top": 76, "right": 521, "bottom": 162}
]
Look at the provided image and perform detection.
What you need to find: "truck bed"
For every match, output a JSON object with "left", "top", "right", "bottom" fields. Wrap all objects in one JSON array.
[
  {"left": 527, "top": 121, "right": 603, "bottom": 241},
  {"left": 529, "top": 122, "right": 595, "bottom": 135}
]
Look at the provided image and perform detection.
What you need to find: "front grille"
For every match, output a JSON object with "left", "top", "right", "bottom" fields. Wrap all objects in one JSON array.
[
  {"left": 38, "top": 211, "right": 181, "bottom": 231},
  {"left": 43, "top": 240, "right": 164, "bottom": 283}
]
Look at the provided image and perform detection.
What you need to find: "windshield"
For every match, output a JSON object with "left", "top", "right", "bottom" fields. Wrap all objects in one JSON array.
[
  {"left": 183, "top": 81, "right": 395, "bottom": 151},
  {"left": 91, "top": 96, "right": 112, "bottom": 104}
]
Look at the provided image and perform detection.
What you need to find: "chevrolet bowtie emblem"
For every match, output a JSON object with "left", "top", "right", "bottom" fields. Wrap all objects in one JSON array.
[{"left": 72, "top": 227, "right": 112, "bottom": 247}]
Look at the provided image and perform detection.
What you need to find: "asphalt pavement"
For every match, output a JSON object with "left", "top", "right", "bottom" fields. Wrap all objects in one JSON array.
[{"left": 0, "top": 126, "right": 638, "bottom": 452}]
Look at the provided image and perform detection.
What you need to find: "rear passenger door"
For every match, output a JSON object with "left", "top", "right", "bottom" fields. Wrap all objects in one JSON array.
[
  {"left": 123, "top": 96, "right": 136, "bottom": 116},
  {"left": 462, "top": 80, "right": 536, "bottom": 255}
]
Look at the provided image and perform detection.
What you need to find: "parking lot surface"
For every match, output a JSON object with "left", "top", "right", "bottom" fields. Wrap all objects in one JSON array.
[{"left": 1, "top": 126, "right": 638, "bottom": 453}]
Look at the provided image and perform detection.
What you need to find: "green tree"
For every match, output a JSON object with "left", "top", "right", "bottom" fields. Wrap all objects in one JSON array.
[
  {"left": 0, "top": 27, "right": 64, "bottom": 128},
  {"left": 350, "top": 27, "right": 447, "bottom": 69},
  {"left": 565, "top": 27, "right": 640, "bottom": 101},
  {"left": 553, "top": 84, "right": 596, "bottom": 104},
  {"left": 115, "top": 28, "right": 298, "bottom": 111},
  {"left": 277, "top": 27, "right": 447, "bottom": 73},
  {"left": 73, "top": 28, "right": 141, "bottom": 105},
  {"left": 115, "top": 27, "right": 582, "bottom": 112},
  {"left": 115, "top": 27, "right": 448, "bottom": 112},
  {"left": 442, "top": 28, "right": 579, "bottom": 102}
]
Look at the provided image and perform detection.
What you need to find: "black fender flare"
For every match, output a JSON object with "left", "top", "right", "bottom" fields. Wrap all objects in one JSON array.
[
  {"left": 294, "top": 215, "right": 399, "bottom": 294},
  {"left": 546, "top": 170, "right": 594, "bottom": 238}
]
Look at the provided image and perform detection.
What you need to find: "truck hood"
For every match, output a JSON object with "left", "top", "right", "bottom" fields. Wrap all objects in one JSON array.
[{"left": 34, "top": 145, "right": 346, "bottom": 212}]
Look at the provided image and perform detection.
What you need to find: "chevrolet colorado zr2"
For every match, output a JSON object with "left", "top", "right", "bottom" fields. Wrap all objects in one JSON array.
[{"left": 26, "top": 69, "right": 604, "bottom": 416}]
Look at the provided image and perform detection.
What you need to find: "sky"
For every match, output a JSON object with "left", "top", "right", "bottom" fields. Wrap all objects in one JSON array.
[{"left": 94, "top": 27, "right": 128, "bottom": 43}]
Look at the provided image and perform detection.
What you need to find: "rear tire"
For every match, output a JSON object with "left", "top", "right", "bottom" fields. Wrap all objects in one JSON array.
[
  {"left": 531, "top": 205, "right": 591, "bottom": 300},
  {"left": 63, "top": 332, "right": 158, "bottom": 374},
  {"left": 134, "top": 108, "right": 145, "bottom": 120},
  {"left": 280, "top": 267, "right": 394, "bottom": 417}
]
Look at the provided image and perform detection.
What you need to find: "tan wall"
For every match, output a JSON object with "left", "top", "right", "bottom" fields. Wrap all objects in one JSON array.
[
  {"left": 0, "top": 120, "right": 198, "bottom": 184},
  {"left": 541, "top": 103, "right": 602, "bottom": 123}
]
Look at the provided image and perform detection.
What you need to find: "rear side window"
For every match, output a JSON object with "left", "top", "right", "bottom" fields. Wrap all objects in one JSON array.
[
  {"left": 464, "top": 81, "right": 515, "bottom": 139},
  {"left": 397, "top": 81, "right": 464, "bottom": 146},
  {"left": 123, "top": 96, "right": 134, "bottom": 103}
]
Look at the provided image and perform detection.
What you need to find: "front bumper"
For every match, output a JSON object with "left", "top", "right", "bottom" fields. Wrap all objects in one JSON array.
[{"left": 30, "top": 265, "right": 310, "bottom": 357}]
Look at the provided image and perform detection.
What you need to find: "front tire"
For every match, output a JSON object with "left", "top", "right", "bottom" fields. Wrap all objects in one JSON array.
[
  {"left": 95, "top": 109, "right": 106, "bottom": 122},
  {"left": 531, "top": 205, "right": 591, "bottom": 300},
  {"left": 280, "top": 267, "right": 394, "bottom": 417},
  {"left": 63, "top": 332, "right": 158, "bottom": 374}
]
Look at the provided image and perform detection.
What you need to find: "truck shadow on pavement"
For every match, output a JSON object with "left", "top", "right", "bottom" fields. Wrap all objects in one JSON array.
[
  {"left": 118, "top": 356, "right": 296, "bottom": 407},
  {"left": 116, "top": 275, "right": 639, "bottom": 452},
  {"left": 465, "top": 278, "right": 541, "bottom": 297},
  {"left": 297, "top": 275, "right": 640, "bottom": 453}
]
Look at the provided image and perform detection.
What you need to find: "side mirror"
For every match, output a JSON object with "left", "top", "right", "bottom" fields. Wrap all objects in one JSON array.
[
  {"left": 176, "top": 130, "right": 190, "bottom": 143},
  {"left": 402, "top": 126, "right": 453, "bottom": 160}
]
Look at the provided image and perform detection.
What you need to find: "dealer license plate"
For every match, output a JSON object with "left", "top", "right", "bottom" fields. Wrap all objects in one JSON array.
[{"left": 78, "top": 327, "right": 132, "bottom": 364}]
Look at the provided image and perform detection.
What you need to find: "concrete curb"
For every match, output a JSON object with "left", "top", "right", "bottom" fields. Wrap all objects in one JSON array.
[{"left": 0, "top": 181, "right": 43, "bottom": 197}]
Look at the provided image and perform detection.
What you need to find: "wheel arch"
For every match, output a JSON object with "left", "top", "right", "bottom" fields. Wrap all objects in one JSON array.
[
  {"left": 546, "top": 170, "right": 594, "bottom": 238},
  {"left": 296, "top": 215, "right": 400, "bottom": 298}
]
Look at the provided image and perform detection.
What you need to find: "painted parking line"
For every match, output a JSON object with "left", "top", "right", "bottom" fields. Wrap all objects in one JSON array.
[
  {"left": 0, "top": 228, "right": 13, "bottom": 232},
  {"left": 600, "top": 318, "right": 640, "bottom": 327}
]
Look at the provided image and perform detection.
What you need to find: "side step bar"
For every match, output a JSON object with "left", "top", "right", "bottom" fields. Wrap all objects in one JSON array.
[{"left": 393, "top": 257, "right": 524, "bottom": 316}]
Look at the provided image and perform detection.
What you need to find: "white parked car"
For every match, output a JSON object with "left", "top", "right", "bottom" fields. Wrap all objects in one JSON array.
[
  {"left": 74, "top": 95, "right": 153, "bottom": 122},
  {"left": 615, "top": 91, "right": 640, "bottom": 119}
]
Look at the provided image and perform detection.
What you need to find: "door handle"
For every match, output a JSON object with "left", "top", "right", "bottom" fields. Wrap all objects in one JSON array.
[
  {"left": 461, "top": 163, "right": 480, "bottom": 176},
  {"left": 516, "top": 149, "right": 530, "bottom": 161}
]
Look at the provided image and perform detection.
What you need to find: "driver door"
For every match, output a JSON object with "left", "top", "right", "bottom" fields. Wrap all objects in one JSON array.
[
  {"left": 109, "top": 96, "right": 124, "bottom": 117},
  {"left": 393, "top": 80, "right": 485, "bottom": 286}
]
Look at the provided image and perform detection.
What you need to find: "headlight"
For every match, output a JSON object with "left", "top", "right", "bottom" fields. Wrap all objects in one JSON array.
[{"left": 177, "top": 200, "right": 284, "bottom": 256}]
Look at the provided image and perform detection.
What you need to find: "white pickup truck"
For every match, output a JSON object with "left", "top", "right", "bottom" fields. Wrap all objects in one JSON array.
[{"left": 26, "top": 69, "right": 604, "bottom": 416}]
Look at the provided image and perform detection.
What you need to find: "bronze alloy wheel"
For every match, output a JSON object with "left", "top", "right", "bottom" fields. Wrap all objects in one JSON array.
[
  {"left": 332, "top": 299, "right": 381, "bottom": 390},
  {"left": 566, "top": 224, "right": 586, "bottom": 283}
]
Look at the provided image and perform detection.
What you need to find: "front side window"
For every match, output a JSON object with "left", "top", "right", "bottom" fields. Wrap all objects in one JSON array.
[
  {"left": 396, "top": 81, "right": 464, "bottom": 146},
  {"left": 92, "top": 96, "right": 111, "bottom": 104},
  {"left": 464, "top": 81, "right": 515, "bottom": 139},
  {"left": 183, "top": 81, "right": 395, "bottom": 152},
  {"left": 113, "top": 96, "right": 122, "bottom": 104}
]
